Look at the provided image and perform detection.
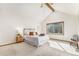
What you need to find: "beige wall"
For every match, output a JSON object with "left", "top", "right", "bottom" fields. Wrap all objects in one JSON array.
[{"left": 40, "top": 11, "right": 78, "bottom": 41}]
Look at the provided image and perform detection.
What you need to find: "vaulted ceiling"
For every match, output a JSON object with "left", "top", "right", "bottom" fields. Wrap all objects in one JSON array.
[
  {"left": 0, "top": 3, "right": 51, "bottom": 27},
  {"left": 0, "top": 3, "right": 79, "bottom": 27},
  {"left": 52, "top": 3, "right": 79, "bottom": 16}
]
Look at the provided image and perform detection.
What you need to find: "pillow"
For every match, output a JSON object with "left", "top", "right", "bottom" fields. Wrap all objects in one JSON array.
[
  {"left": 29, "top": 32, "right": 34, "bottom": 36},
  {"left": 35, "top": 32, "right": 38, "bottom": 35},
  {"left": 39, "top": 34, "right": 45, "bottom": 36}
]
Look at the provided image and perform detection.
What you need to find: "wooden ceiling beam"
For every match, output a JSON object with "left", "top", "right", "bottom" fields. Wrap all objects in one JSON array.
[{"left": 45, "top": 3, "right": 55, "bottom": 12}]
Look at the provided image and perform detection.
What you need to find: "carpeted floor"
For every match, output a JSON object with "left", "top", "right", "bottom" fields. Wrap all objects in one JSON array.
[
  {"left": 0, "top": 41, "right": 76, "bottom": 56},
  {"left": 49, "top": 39, "right": 79, "bottom": 56}
]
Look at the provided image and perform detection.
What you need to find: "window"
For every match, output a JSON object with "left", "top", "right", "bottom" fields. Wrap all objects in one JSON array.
[{"left": 46, "top": 22, "right": 64, "bottom": 35}]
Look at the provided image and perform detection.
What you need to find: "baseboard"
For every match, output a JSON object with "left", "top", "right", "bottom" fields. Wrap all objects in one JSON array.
[
  {"left": 50, "top": 38, "right": 71, "bottom": 43},
  {"left": 0, "top": 42, "right": 23, "bottom": 47},
  {"left": 50, "top": 38, "right": 79, "bottom": 45}
]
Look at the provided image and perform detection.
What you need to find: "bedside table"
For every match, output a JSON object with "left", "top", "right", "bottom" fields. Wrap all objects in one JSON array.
[{"left": 16, "top": 34, "right": 24, "bottom": 43}]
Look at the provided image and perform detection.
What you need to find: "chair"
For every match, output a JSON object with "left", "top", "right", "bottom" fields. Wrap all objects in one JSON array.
[{"left": 70, "top": 34, "right": 79, "bottom": 48}]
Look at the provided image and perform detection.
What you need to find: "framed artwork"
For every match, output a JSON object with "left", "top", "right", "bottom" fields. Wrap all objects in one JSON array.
[{"left": 46, "top": 21, "right": 64, "bottom": 35}]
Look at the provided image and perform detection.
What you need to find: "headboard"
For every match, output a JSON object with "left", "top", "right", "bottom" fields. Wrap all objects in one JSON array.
[{"left": 23, "top": 28, "right": 36, "bottom": 36}]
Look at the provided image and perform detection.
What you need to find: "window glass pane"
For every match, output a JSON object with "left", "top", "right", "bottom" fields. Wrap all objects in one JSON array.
[{"left": 46, "top": 22, "right": 64, "bottom": 35}]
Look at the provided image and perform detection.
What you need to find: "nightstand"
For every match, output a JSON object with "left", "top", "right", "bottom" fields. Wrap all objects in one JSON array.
[{"left": 16, "top": 34, "right": 24, "bottom": 43}]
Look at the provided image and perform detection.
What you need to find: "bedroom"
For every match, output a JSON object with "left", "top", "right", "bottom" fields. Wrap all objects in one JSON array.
[{"left": 0, "top": 3, "right": 79, "bottom": 56}]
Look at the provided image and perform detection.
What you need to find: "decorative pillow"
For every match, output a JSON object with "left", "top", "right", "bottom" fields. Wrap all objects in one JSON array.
[
  {"left": 39, "top": 34, "right": 45, "bottom": 36},
  {"left": 29, "top": 32, "right": 34, "bottom": 36},
  {"left": 35, "top": 32, "right": 38, "bottom": 35}
]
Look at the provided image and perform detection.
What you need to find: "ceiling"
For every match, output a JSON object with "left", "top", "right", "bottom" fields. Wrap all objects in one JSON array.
[
  {"left": 0, "top": 3, "right": 78, "bottom": 16},
  {"left": 0, "top": 3, "right": 51, "bottom": 27},
  {"left": 52, "top": 3, "right": 79, "bottom": 16},
  {"left": 0, "top": 3, "right": 78, "bottom": 27}
]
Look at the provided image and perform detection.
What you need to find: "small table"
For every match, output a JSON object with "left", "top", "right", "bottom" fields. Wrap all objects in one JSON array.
[{"left": 16, "top": 34, "right": 24, "bottom": 43}]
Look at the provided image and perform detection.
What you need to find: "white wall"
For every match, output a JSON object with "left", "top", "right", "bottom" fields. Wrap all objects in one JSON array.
[
  {"left": 77, "top": 16, "right": 79, "bottom": 35},
  {"left": 41, "top": 11, "right": 78, "bottom": 41},
  {"left": 0, "top": 3, "right": 51, "bottom": 45}
]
